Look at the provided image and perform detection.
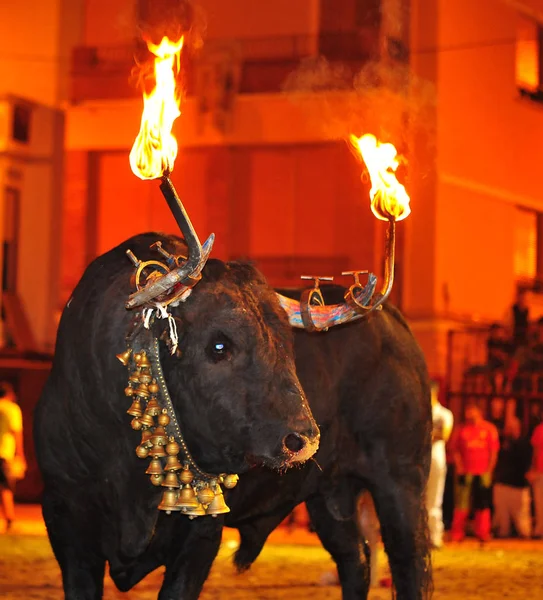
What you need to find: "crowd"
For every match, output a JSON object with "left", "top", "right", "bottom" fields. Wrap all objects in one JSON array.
[
  {"left": 428, "top": 389, "right": 543, "bottom": 546},
  {"left": 466, "top": 290, "right": 543, "bottom": 397}
]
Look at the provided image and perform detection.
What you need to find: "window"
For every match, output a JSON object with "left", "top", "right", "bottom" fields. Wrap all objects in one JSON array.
[
  {"left": 514, "top": 207, "right": 537, "bottom": 282},
  {"left": 516, "top": 15, "right": 543, "bottom": 100},
  {"left": 12, "top": 103, "right": 31, "bottom": 144}
]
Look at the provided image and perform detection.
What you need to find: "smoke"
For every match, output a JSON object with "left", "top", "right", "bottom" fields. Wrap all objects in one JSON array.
[
  {"left": 136, "top": 0, "right": 205, "bottom": 50},
  {"left": 282, "top": 55, "right": 437, "bottom": 161},
  {"left": 130, "top": 0, "right": 207, "bottom": 94}
]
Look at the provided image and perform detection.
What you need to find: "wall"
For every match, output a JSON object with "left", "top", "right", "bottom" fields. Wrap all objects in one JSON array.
[
  {"left": 200, "top": 0, "right": 320, "bottom": 40},
  {"left": 406, "top": 0, "right": 543, "bottom": 377},
  {"left": 0, "top": 0, "right": 84, "bottom": 107},
  {"left": 86, "top": 142, "right": 379, "bottom": 280},
  {"left": 435, "top": 0, "right": 543, "bottom": 320}
]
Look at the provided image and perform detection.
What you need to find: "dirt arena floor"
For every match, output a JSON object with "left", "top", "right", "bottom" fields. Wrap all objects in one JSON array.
[{"left": 1, "top": 507, "right": 543, "bottom": 599}]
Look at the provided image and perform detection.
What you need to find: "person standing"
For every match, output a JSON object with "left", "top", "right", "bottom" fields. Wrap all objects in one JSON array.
[
  {"left": 426, "top": 380, "right": 454, "bottom": 548},
  {"left": 0, "top": 382, "right": 26, "bottom": 532},
  {"left": 449, "top": 402, "right": 500, "bottom": 542},
  {"left": 492, "top": 419, "right": 532, "bottom": 538},
  {"left": 529, "top": 421, "right": 543, "bottom": 538}
]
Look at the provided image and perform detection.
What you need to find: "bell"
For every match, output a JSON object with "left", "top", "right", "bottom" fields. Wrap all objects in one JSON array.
[
  {"left": 223, "top": 474, "right": 239, "bottom": 489},
  {"left": 145, "top": 398, "right": 161, "bottom": 416},
  {"left": 179, "top": 466, "right": 194, "bottom": 485},
  {"left": 197, "top": 486, "right": 215, "bottom": 507},
  {"left": 136, "top": 383, "right": 150, "bottom": 398},
  {"left": 139, "top": 413, "right": 154, "bottom": 428},
  {"left": 138, "top": 352, "right": 151, "bottom": 369},
  {"left": 150, "top": 443, "right": 167, "bottom": 458},
  {"left": 134, "top": 352, "right": 142, "bottom": 364},
  {"left": 158, "top": 411, "right": 170, "bottom": 427},
  {"left": 139, "top": 368, "right": 152, "bottom": 385},
  {"left": 158, "top": 488, "right": 181, "bottom": 513},
  {"left": 141, "top": 429, "right": 152, "bottom": 446},
  {"left": 136, "top": 444, "right": 149, "bottom": 459},
  {"left": 127, "top": 399, "right": 143, "bottom": 418},
  {"left": 148, "top": 379, "right": 160, "bottom": 395},
  {"left": 150, "top": 426, "right": 168, "bottom": 446},
  {"left": 185, "top": 503, "right": 207, "bottom": 519},
  {"left": 124, "top": 386, "right": 134, "bottom": 397},
  {"left": 145, "top": 458, "right": 163, "bottom": 475},
  {"left": 129, "top": 371, "right": 141, "bottom": 384},
  {"left": 162, "top": 471, "right": 180, "bottom": 488},
  {"left": 176, "top": 485, "right": 199, "bottom": 511},
  {"left": 116, "top": 348, "right": 132, "bottom": 366},
  {"left": 131, "top": 418, "right": 143, "bottom": 431},
  {"left": 165, "top": 440, "right": 180, "bottom": 456},
  {"left": 164, "top": 455, "right": 183, "bottom": 472},
  {"left": 150, "top": 473, "right": 164, "bottom": 486},
  {"left": 205, "top": 487, "right": 230, "bottom": 517}
]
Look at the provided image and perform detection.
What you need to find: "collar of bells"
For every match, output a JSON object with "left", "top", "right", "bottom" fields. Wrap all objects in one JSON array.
[{"left": 116, "top": 344, "right": 239, "bottom": 518}]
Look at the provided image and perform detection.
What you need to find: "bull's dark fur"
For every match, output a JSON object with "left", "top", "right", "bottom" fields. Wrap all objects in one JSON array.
[{"left": 34, "top": 232, "right": 432, "bottom": 600}]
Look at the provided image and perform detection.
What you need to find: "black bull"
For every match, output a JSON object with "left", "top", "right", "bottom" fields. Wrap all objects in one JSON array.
[{"left": 34, "top": 233, "right": 432, "bottom": 600}]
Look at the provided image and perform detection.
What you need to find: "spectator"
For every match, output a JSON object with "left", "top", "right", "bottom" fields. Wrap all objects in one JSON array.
[
  {"left": 449, "top": 402, "right": 500, "bottom": 542},
  {"left": 0, "top": 382, "right": 26, "bottom": 533},
  {"left": 492, "top": 419, "right": 532, "bottom": 538},
  {"left": 510, "top": 289, "right": 530, "bottom": 349},
  {"left": 426, "top": 380, "right": 454, "bottom": 549},
  {"left": 523, "top": 317, "right": 543, "bottom": 372},
  {"left": 488, "top": 397, "right": 505, "bottom": 437},
  {"left": 528, "top": 421, "right": 543, "bottom": 539},
  {"left": 528, "top": 401, "right": 542, "bottom": 437}
]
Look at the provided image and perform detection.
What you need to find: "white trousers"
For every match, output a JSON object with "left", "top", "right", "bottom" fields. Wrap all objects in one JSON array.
[
  {"left": 426, "top": 445, "right": 447, "bottom": 546},
  {"left": 533, "top": 474, "right": 543, "bottom": 537},
  {"left": 492, "top": 483, "right": 532, "bottom": 538}
]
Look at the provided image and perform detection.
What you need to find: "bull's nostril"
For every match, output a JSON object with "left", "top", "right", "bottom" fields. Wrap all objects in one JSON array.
[{"left": 283, "top": 432, "right": 306, "bottom": 454}]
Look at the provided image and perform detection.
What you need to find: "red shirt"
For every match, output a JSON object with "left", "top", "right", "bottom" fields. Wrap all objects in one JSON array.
[
  {"left": 449, "top": 420, "right": 500, "bottom": 475},
  {"left": 531, "top": 424, "right": 543, "bottom": 473}
]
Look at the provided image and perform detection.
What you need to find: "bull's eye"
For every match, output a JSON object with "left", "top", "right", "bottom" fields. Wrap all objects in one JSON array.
[{"left": 206, "top": 334, "right": 233, "bottom": 363}]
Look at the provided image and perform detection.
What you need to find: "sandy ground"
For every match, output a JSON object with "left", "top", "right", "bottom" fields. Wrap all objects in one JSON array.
[{"left": 1, "top": 507, "right": 543, "bottom": 599}]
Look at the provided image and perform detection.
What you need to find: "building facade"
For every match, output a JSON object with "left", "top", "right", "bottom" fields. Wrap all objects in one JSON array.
[{"left": 2, "top": 0, "right": 543, "bottom": 377}]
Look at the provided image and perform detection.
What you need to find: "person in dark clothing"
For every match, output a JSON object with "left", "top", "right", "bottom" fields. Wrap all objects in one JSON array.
[
  {"left": 489, "top": 397, "right": 506, "bottom": 438},
  {"left": 484, "top": 324, "right": 514, "bottom": 392},
  {"left": 511, "top": 290, "right": 530, "bottom": 349},
  {"left": 492, "top": 419, "right": 533, "bottom": 538},
  {"left": 525, "top": 318, "right": 543, "bottom": 371}
]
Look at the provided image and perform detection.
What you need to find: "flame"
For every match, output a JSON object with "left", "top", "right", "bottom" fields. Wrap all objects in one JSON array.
[
  {"left": 350, "top": 133, "right": 411, "bottom": 222},
  {"left": 130, "top": 36, "right": 184, "bottom": 180}
]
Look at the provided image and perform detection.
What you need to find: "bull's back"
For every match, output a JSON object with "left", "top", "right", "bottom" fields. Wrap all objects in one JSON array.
[{"left": 287, "top": 291, "right": 430, "bottom": 464}]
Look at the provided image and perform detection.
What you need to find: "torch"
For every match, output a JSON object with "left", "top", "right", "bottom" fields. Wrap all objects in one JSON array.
[
  {"left": 125, "top": 36, "right": 214, "bottom": 309},
  {"left": 346, "top": 133, "right": 411, "bottom": 311}
]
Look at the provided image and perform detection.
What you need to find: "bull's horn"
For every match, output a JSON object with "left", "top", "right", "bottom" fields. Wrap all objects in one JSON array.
[
  {"left": 125, "top": 176, "right": 213, "bottom": 309},
  {"left": 277, "top": 219, "right": 396, "bottom": 331}
]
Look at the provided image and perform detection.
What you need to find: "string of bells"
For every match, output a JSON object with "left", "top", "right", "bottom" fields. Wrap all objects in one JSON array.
[{"left": 116, "top": 347, "right": 239, "bottom": 518}]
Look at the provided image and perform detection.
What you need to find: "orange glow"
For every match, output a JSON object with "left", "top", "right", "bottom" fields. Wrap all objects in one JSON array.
[
  {"left": 350, "top": 133, "right": 411, "bottom": 222},
  {"left": 130, "top": 36, "right": 184, "bottom": 180}
]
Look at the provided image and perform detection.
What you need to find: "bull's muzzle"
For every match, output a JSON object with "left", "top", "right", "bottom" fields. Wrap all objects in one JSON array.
[{"left": 282, "top": 429, "right": 320, "bottom": 465}]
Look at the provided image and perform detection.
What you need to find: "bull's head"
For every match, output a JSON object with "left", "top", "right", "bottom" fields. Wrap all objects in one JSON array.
[
  {"left": 125, "top": 177, "right": 319, "bottom": 476},
  {"left": 160, "top": 255, "right": 320, "bottom": 474}
]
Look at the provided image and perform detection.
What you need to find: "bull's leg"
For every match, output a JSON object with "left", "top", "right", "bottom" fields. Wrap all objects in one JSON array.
[
  {"left": 42, "top": 492, "right": 106, "bottom": 599},
  {"left": 370, "top": 476, "right": 431, "bottom": 600},
  {"left": 158, "top": 516, "right": 223, "bottom": 600},
  {"left": 234, "top": 507, "right": 295, "bottom": 572},
  {"left": 306, "top": 493, "right": 370, "bottom": 600}
]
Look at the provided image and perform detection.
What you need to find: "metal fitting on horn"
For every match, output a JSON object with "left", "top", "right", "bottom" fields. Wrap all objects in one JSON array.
[
  {"left": 125, "top": 176, "right": 214, "bottom": 309},
  {"left": 299, "top": 275, "right": 333, "bottom": 332},
  {"left": 276, "top": 217, "right": 396, "bottom": 330}
]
